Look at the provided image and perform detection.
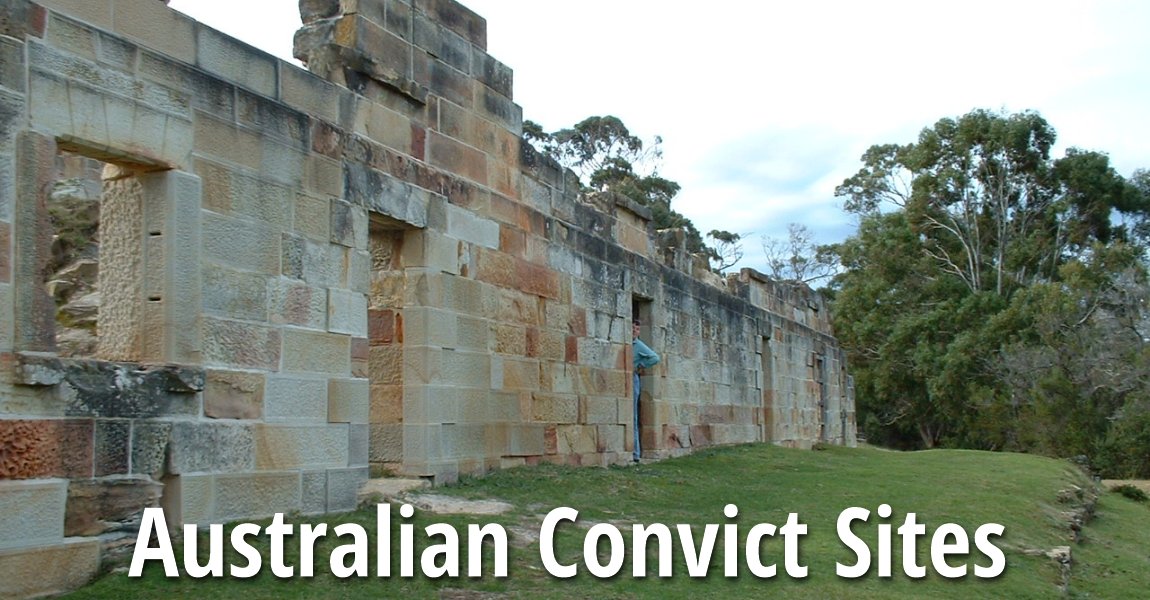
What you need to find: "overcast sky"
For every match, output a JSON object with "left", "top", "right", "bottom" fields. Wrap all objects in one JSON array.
[{"left": 168, "top": 1, "right": 1150, "bottom": 272}]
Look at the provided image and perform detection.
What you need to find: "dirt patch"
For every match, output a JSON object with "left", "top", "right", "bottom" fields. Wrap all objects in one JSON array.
[{"left": 407, "top": 494, "right": 515, "bottom": 515}]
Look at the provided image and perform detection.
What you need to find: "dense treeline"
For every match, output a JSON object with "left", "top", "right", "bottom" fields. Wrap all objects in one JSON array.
[{"left": 828, "top": 109, "right": 1150, "bottom": 477}]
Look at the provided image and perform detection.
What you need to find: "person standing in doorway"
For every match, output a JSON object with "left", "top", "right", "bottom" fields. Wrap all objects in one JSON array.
[{"left": 632, "top": 319, "right": 660, "bottom": 463}]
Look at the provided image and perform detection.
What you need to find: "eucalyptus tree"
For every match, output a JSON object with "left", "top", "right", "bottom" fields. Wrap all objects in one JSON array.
[{"left": 830, "top": 109, "right": 1150, "bottom": 454}]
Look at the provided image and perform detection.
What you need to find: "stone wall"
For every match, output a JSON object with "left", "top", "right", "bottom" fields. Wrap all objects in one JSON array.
[{"left": 0, "top": 0, "right": 854, "bottom": 595}]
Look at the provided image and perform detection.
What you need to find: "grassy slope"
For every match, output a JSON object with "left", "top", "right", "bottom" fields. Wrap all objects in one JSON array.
[{"left": 70, "top": 445, "right": 1150, "bottom": 599}]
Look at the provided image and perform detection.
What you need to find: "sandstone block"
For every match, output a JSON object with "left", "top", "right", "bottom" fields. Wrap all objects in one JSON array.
[
  {"left": 369, "top": 344, "right": 404, "bottom": 386},
  {"left": 13, "top": 132, "right": 57, "bottom": 351},
  {"left": 414, "top": 0, "right": 486, "bottom": 48},
  {"left": 506, "top": 424, "right": 545, "bottom": 457},
  {"left": 28, "top": 40, "right": 189, "bottom": 117},
  {"left": 349, "top": 98, "right": 413, "bottom": 153},
  {"left": 94, "top": 419, "right": 130, "bottom": 476},
  {"left": 454, "top": 313, "right": 487, "bottom": 351},
  {"left": 202, "top": 316, "right": 281, "bottom": 370},
  {"left": 269, "top": 277, "right": 328, "bottom": 331},
  {"left": 413, "top": 52, "right": 472, "bottom": 107},
  {"left": 326, "top": 466, "right": 369, "bottom": 512},
  {"left": 280, "top": 65, "right": 341, "bottom": 123},
  {"left": 195, "top": 25, "right": 277, "bottom": 97},
  {"left": 446, "top": 203, "right": 499, "bottom": 250},
  {"left": 492, "top": 322, "right": 525, "bottom": 355},
  {"left": 130, "top": 421, "right": 171, "bottom": 478},
  {"left": 347, "top": 249, "right": 372, "bottom": 295},
  {"left": 33, "top": 1, "right": 111, "bottom": 30},
  {"left": 294, "top": 192, "right": 332, "bottom": 241},
  {"left": 531, "top": 393, "right": 577, "bottom": 423},
  {"left": 369, "top": 423, "right": 403, "bottom": 462},
  {"left": 344, "top": 162, "right": 432, "bottom": 228},
  {"left": 0, "top": 479, "right": 67, "bottom": 550},
  {"left": 0, "top": 419, "right": 93, "bottom": 479},
  {"left": 167, "top": 421, "right": 255, "bottom": 474},
  {"left": 401, "top": 345, "right": 441, "bottom": 386},
  {"left": 106, "top": 0, "right": 195, "bottom": 62},
  {"left": 301, "top": 470, "right": 327, "bottom": 515},
  {"left": 404, "top": 306, "right": 461, "bottom": 349},
  {"left": 349, "top": 423, "right": 369, "bottom": 466},
  {"left": 194, "top": 111, "right": 264, "bottom": 170},
  {"left": 0, "top": 284, "right": 15, "bottom": 349},
  {"left": 581, "top": 396, "right": 618, "bottom": 425},
  {"left": 441, "top": 423, "right": 486, "bottom": 459},
  {"left": 282, "top": 328, "right": 350, "bottom": 375},
  {"left": 214, "top": 471, "right": 302, "bottom": 522},
  {"left": 135, "top": 49, "right": 233, "bottom": 118},
  {"left": 334, "top": 13, "right": 412, "bottom": 84},
  {"left": 663, "top": 425, "right": 691, "bottom": 449},
  {"left": 439, "top": 274, "right": 483, "bottom": 315},
  {"left": 29, "top": 69, "right": 193, "bottom": 167},
  {"left": 198, "top": 159, "right": 285, "bottom": 228},
  {"left": 499, "top": 355, "right": 538, "bottom": 391},
  {"left": 0, "top": 36, "right": 25, "bottom": 95},
  {"left": 556, "top": 425, "right": 597, "bottom": 455},
  {"left": 597, "top": 425, "right": 625, "bottom": 453},
  {"left": 264, "top": 375, "right": 329, "bottom": 422},
  {"left": 236, "top": 89, "right": 310, "bottom": 152},
  {"left": 370, "top": 383, "right": 403, "bottom": 423},
  {"left": 204, "top": 369, "right": 265, "bottom": 420},
  {"left": 328, "top": 377, "right": 369, "bottom": 424},
  {"left": 254, "top": 423, "right": 349, "bottom": 470},
  {"left": 202, "top": 264, "right": 268, "bottom": 321},
  {"left": 487, "top": 159, "right": 519, "bottom": 200},
  {"left": 436, "top": 348, "right": 489, "bottom": 387},
  {"left": 477, "top": 85, "right": 521, "bottom": 133},
  {"left": 202, "top": 212, "right": 281, "bottom": 275},
  {"left": 368, "top": 308, "right": 397, "bottom": 345},
  {"left": 471, "top": 47, "right": 512, "bottom": 97},
  {"left": 427, "top": 132, "right": 486, "bottom": 185},
  {"left": 413, "top": 12, "right": 471, "bottom": 74},
  {"left": 402, "top": 422, "right": 442, "bottom": 464},
  {"left": 64, "top": 476, "right": 162, "bottom": 537},
  {"left": 401, "top": 384, "right": 464, "bottom": 424},
  {"left": 327, "top": 288, "right": 369, "bottom": 337},
  {"left": 401, "top": 229, "right": 460, "bottom": 274},
  {"left": 330, "top": 199, "right": 368, "bottom": 249},
  {"left": 0, "top": 222, "right": 9, "bottom": 289},
  {"left": 281, "top": 232, "right": 344, "bottom": 288},
  {"left": 0, "top": 536, "right": 100, "bottom": 599},
  {"left": 159, "top": 472, "right": 214, "bottom": 527}
]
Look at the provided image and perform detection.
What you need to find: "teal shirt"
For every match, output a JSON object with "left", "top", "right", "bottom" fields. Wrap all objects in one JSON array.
[{"left": 633, "top": 339, "right": 660, "bottom": 370}]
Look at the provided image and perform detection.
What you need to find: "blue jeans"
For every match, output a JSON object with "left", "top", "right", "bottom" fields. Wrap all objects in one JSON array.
[{"left": 633, "top": 372, "right": 641, "bottom": 461}]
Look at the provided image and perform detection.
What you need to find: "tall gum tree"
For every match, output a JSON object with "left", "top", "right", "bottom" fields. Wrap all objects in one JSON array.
[{"left": 831, "top": 109, "right": 1150, "bottom": 451}]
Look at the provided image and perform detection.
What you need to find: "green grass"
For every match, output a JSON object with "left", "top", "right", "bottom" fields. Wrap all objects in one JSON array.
[{"left": 69, "top": 445, "right": 1150, "bottom": 598}]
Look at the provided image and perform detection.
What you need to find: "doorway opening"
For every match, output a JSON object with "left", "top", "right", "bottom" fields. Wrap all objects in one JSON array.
[{"left": 630, "top": 296, "right": 654, "bottom": 459}]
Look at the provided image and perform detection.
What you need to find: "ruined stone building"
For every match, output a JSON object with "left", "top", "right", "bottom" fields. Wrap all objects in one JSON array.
[{"left": 0, "top": 0, "right": 855, "bottom": 595}]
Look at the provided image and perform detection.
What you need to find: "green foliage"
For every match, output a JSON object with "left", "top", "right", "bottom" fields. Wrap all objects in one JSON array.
[
  {"left": 829, "top": 109, "right": 1150, "bottom": 470},
  {"left": 1110, "top": 484, "right": 1149, "bottom": 503},
  {"left": 525, "top": 116, "right": 709, "bottom": 255},
  {"left": 761, "top": 223, "right": 837, "bottom": 284},
  {"left": 1094, "top": 408, "right": 1150, "bottom": 479},
  {"left": 706, "top": 229, "right": 743, "bottom": 272}
]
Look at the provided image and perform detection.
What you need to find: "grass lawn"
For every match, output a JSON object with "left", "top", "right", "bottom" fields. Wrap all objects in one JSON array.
[{"left": 69, "top": 445, "right": 1150, "bottom": 598}]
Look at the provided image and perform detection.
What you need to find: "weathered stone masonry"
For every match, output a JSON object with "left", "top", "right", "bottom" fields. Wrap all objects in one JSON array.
[{"left": 0, "top": 0, "right": 855, "bottom": 596}]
